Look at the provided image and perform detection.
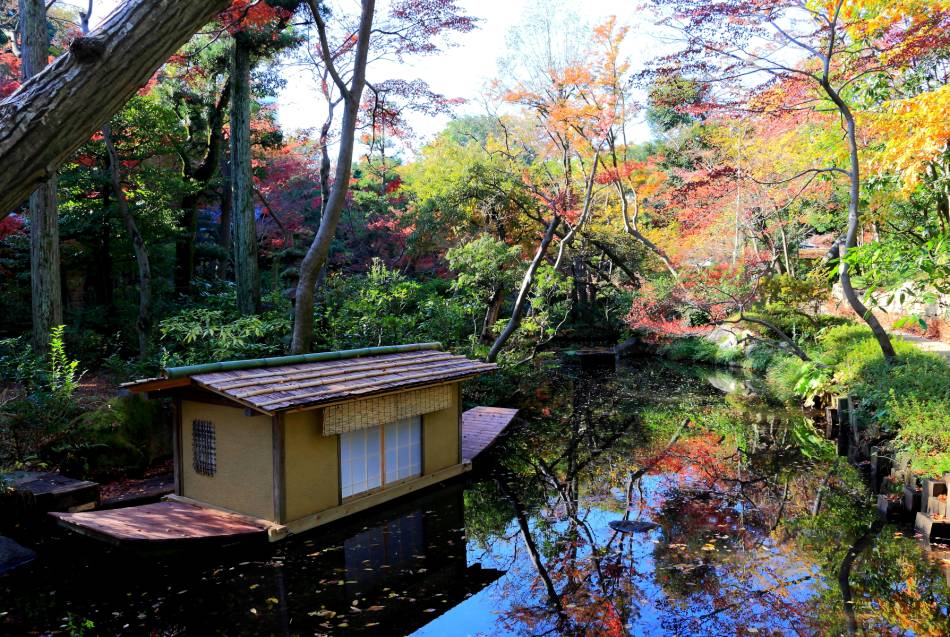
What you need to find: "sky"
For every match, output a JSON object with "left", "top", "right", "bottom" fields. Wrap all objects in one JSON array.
[{"left": 66, "top": 0, "right": 660, "bottom": 151}]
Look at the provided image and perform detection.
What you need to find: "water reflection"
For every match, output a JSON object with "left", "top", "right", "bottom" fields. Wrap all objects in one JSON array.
[
  {"left": 3, "top": 361, "right": 950, "bottom": 636},
  {"left": 1, "top": 485, "right": 502, "bottom": 635}
]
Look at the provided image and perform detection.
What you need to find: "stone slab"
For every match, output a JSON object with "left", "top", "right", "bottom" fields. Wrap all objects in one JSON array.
[{"left": 0, "top": 536, "right": 36, "bottom": 575}]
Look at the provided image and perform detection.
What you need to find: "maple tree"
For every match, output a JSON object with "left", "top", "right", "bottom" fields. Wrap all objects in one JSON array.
[{"left": 645, "top": 0, "right": 950, "bottom": 362}]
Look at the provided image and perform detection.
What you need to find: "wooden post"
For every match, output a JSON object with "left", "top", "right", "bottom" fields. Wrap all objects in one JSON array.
[
  {"left": 172, "top": 398, "right": 183, "bottom": 496},
  {"left": 272, "top": 414, "right": 286, "bottom": 524},
  {"left": 836, "top": 398, "right": 850, "bottom": 457},
  {"left": 824, "top": 406, "right": 839, "bottom": 439}
]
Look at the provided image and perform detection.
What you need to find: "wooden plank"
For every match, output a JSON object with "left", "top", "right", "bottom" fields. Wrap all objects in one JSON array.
[
  {"left": 272, "top": 413, "right": 286, "bottom": 524},
  {"left": 50, "top": 500, "right": 274, "bottom": 545},
  {"left": 461, "top": 407, "right": 519, "bottom": 462},
  {"left": 121, "top": 377, "right": 191, "bottom": 393},
  {"left": 283, "top": 462, "right": 471, "bottom": 537},
  {"left": 172, "top": 398, "right": 183, "bottom": 496},
  {"left": 2, "top": 471, "right": 99, "bottom": 512}
]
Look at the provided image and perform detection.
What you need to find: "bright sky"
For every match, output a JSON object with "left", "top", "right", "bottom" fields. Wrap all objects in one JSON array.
[{"left": 68, "top": 0, "right": 660, "bottom": 150}]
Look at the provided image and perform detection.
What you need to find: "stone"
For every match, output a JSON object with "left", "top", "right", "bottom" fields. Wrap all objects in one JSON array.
[
  {"left": 0, "top": 536, "right": 36, "bottom": 575},
  {"left": 608, "top": 520, "right": 659, "bottom": 533},
  {"left": 923, "top": 477, "right": 948, "bottom": 501},
  {"left": 904, "top": 484, "right": 922, "bottom": 514},
  {"left": 824, "top": 407, "right": 839, "bottom": 439},
  {"left": 915, "top": 512, "right": 950, "bottom": 541},
  {"left": 927, "top": 494, "right": 948, "bottom": 519},
  {"left": 876, "top": 494, "right": 903, "bottom": 521}
]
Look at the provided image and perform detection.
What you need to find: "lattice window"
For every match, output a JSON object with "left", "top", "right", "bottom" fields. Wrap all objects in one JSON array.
[{"left": 192, "top": 420, "right": 217, "bottom": 477}]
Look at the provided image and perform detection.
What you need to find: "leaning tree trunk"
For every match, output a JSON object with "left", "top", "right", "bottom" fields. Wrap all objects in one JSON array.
[
  {"left": 231, "top": 39, "right": 260, "bottom": 316},
  {"left": 0, "top": 0, "right": 232, "bottom": 214},
  {"left": 291, "top": 0, "right": 376, "bottom": 354},
  {"left": 487, "top": 216, "right": 560, "bottom": 363},
  {"left": 104, "top": 125, "right": 151, "bottom": 360},
  {"left": 822, "top": 80, "right": 897, "bottom": 363},
  {"left": 19, "top": 0, "right": 62, "bottom": 353},
  {"left": 480, "top": 286, "right": 506, "bottom": 345}
]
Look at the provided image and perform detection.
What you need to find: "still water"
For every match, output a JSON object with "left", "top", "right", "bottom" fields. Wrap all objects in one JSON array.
[{"left": 2, "top": 360, "right": 949, "bottom": 636}]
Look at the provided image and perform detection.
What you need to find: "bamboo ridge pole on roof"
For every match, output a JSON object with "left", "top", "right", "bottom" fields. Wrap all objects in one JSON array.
[{"left": 163, "top": 343, "right": 443, "bottom": 379}]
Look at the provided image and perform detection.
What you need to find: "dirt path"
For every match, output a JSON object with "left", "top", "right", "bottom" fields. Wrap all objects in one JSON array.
[{"left": 895, "top": 332, "right": 950, "bottom": 362}]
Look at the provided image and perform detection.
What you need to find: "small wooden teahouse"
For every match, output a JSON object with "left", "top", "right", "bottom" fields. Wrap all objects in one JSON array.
[{"left": 52, "top": 343, "right": 517, "bottom": 545}]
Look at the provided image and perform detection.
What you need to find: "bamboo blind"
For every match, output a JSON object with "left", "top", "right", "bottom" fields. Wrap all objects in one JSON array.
[{"left": 323, "top": 384, "right": 453, "bottom": 436}]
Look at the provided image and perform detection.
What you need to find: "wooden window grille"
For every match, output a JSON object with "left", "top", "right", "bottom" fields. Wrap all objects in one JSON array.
[{"left": 192, "top": 420, "right": 216, "bottom": 476}]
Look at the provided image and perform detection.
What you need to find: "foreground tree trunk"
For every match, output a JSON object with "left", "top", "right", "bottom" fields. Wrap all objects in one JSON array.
[
  {"left": 0, "top": 0, "right": 232, "bottom": 214},
  {"left": 231, "top": 40, "right": 260, "bottom": 315},
  {"left": 104, "top": 125, "right": 151, "bottom": 360},
  {"left": 487, "top": 216, "right": 560, "bottom": 363},
  {"left": 20, "top": 0, "right": 62, "bottom": 353},
  {"left": 291, "top": 0, "right": 376, "bottom": 353}
]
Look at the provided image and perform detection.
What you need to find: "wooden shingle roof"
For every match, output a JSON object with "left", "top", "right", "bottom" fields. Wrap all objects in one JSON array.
[{"left": 126, "top": 345, "right": 496, "bottom": 414}]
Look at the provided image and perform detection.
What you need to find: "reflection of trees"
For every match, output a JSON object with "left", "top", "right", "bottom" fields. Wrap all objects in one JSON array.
[{"left": 477, "top": 364, "right": 950, "bottom": 635}]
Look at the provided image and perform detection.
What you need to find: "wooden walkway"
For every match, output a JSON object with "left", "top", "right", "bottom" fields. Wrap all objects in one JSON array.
[
  {"left": 50, "top": 500, "right": 274, "bottom": 546},
  {"left": 462, "top": 406, "right": 519, "bottom": 462}
]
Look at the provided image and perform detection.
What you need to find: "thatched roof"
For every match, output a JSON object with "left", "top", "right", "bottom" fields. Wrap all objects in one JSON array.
[{"left": 125, "top": 344, "right": 496, "bottom": 414}]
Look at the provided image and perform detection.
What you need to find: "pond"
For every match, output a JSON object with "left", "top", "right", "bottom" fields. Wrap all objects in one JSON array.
[{"left": 2, "top": 359, "right": 949, "bottom": 636}]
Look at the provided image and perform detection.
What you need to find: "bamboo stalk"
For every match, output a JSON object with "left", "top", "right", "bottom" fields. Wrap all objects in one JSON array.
[{"left": 164, "top": 342, "right": 442, "bottom": 379}]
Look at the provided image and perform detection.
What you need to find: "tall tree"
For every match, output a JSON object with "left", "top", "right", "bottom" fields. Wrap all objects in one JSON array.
[
  {"left": 291, "top": 0, "right": 375, "bottom": 353},
  {"left": 19, "top": 0, "right": 61, "bottom": 352},
  {"left": 231, "top": 37, "right": 260, "bottom": 315},
  {"left": 0, "top": 0, "right": 233, "bottom": 214},
  {"left": 103, "top": 124, "right": 151, "bottom": 360}
]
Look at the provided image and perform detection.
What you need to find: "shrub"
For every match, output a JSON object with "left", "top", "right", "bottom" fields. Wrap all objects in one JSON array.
[
  {"left": 157, "top": 290, "right": 292, "bottom": 366},
  {"left": 0, "top": 328, "right": 88, "bottom": 467},
  {"left": 660, "top": 336, "right": 742, "bottom": 366},
  {"left": 811, "top": 325, "right": 950, "bottom": 473}
]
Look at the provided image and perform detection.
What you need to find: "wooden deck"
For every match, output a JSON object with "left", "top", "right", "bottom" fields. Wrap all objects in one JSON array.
[
  {"left": 50, "top": 500, "right": 275, "bottom": 546},
  {"left": 461, "top": 406, "right": 519, "bottom": 462}
]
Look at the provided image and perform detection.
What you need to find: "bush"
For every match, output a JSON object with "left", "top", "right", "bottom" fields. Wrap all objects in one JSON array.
[
  {"left": 765, "top": 354, "right": 803, "bottom": 403},
  {"left": 660, "top": 336, "right": 742, "bottom": 366},
  {"left": 0, "top": 327, "right": 88, "bottom": 468},
  {"left": 55, "top": 395, "right": 168, "bottom": 478},
  {"left": 157, "top": 290, "right": 292, "bottom": 366},
  {"left": 812, "top": 325, "right": 950, "bottom": 473}
]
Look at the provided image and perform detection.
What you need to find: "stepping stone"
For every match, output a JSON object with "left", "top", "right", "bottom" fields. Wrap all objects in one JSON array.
[
  {"left": 0, "top": 536, "right": 36, "bottom": 575},
  {"left": 608, "top": 520, "right": 659, "bottom": 533},
  {"left": 915, "top": 512, "right": 950, "bottom": 541},
  {"left": 876, "top": 494, "right": 903, "bottom": 521},
  {"left": 1, "top": 471, "right": 99, "bottom": 513}
]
